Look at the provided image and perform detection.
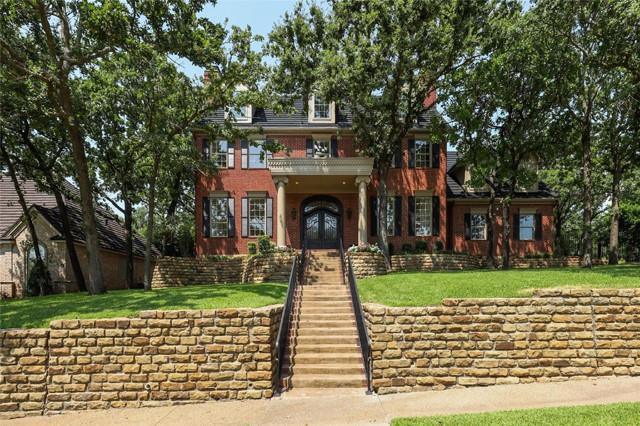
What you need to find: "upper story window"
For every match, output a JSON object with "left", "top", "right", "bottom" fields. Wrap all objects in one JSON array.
[
  {"left": 306, "top": 137, "right": 337, "bottom": 158},
  {"left": 229, "top": 105, "right": 251, "bottom": 122},
  {"left": 415, "top": 140, "right": 431, "bottom": 168},
  {"left": 308, "top": 95, "right": 335, "bottom": 123},
  {"left": 386, "top": 197, "right": 396, "bottom": 237},
  {"left": 241, "top": 140, "right": 272, "bottom": 169},
  {"left": 313, "top": 140, "right": 331, "bottom": 158},
  {"left": 212, "top": 140, "right": 228, "bottom": 168}
]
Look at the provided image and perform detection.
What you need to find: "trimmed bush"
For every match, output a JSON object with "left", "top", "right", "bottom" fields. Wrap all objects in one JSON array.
[
  {"left": 257, "top": 235, "right": 273, "bottom": 254},
  {"left": 248, "top": 243, "right": 257, "bottom": 255},
  {"left": 414, "top": 241, "right": 429, "bottom": 254},
  {"left": 401, "top": 243, "right": 414, "bottom": 254}
]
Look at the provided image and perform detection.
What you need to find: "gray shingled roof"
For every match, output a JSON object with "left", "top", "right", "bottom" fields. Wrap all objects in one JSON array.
[
  {"left": 445, "top": 151, "right": 557, "bottom": 199},
  {"left": 1, "top": 175, "right": 157, "bottom": 257},
  {"left": 201, "top": 99, "right": 437, "bottom": 129}
]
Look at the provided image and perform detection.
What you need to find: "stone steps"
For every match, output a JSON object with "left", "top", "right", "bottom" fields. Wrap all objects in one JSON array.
[{"left": 281, "top": 249, "right": 366, "bottom": 391}]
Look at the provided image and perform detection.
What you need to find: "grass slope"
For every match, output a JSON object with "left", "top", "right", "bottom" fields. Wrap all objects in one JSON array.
[
  {"left": 359, "top": 264, "right": 640, "bottom": 306},
  {"left": 0, "top": 283, "right": 287, "bottom": 329},
  {"left": 392, "top": 402, "right": 640, "bottom": 425}
]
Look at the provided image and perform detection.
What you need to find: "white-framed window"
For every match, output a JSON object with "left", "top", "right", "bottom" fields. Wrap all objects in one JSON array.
[
  {"left": 248, "top": 197, "right": 267, "bottom": 237},
  {"left": 519, "top": 214, "right": 535, "bottom": 241},
  {"left": 249, "top": 140, "right": 266, "bottom": 168},
  {"left": 313, "top": 140, "right": 331, "bottom": 158},
  {"left": 415, "top": 197, "right": 432, "bottom": 236},
  {"left": 386, "top": 197, "right": 395, "bottom": 236},
  {"left": 211, "top": 140, "right": 228, "bottom": 168},
  {"left": 210, "top": 197, "right": 230, "bottom": 237},
  {"left": 415, "top": 140, "right": 431, "bottom": 168},
  {"left": 308, "top": 95, "right": 335, "bottom": 123},
  {"left": 470, "top": 214, "right": 487, "bottom": 240}
]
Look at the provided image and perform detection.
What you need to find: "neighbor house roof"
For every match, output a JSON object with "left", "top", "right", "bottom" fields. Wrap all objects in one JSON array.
[
  {"left": 200, "top": 98, "right": 437, "bottom": 129},
  {"left": 0, "top": 175, "right": 158, "bottom": 257},
  {"left": 445, "top": 151, "right": 557, "bottom": 200}
]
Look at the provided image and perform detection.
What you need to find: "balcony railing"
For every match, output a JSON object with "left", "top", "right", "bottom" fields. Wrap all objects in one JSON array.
[{"left": 267, "top": 157, "right": 374, "bottom": 176}]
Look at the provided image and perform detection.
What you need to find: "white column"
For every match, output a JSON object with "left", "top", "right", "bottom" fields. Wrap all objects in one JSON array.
[
  {"left": 274, "top": 177, "right": 289, "bottom": 247},
  {"left": 355, "top": 176, "right": 370, "bottom": 246}
]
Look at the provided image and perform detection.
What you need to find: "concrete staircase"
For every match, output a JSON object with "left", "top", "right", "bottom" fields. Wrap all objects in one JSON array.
[{"left": 282, "top": 249, "right": 367, "bottom": 389}]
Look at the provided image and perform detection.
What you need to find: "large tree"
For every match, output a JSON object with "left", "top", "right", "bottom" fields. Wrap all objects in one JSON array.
[
  {"left": 267, "top": 0, "right": 493, "bottom": 265},
  {"left": 440, "top": 5, "right": 561, "bottom": 268}
]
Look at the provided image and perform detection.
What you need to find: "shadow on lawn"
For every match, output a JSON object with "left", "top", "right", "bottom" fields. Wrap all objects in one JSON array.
[{"left": 0, "top": 283, "right": 288, "bottom": 329}]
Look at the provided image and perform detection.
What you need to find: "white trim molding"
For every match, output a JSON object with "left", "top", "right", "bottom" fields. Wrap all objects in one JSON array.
[
  {"left": 308, "top": 95, "right": 336, "bottom": 124},
  {"left": 268, "top": 157, "right": 374, "bottom": 176}
]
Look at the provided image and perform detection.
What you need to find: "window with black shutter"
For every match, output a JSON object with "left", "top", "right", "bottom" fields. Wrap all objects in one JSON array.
[
  {"left": 202, "top": 138, "right": 210, "bottom": 161},
  {"left": 394, "top": 196, "right": 402, "bottom": 236},
  {"left": 369, "top": 196, "right": 377, "bottom": 237},
  {"left": 408, "top": 196, "right": 415, "bottom": 236},
  {"left": 331, "top": 136, "right": 339, "bottom": 157},
  {"left": 408, "top": 139, "right": 415, "bottom": 168},
  {"left": 202, "top": 197, "right": 210, "bottom": 237},
  {"left": 513, "top": 214, "right": 521, "bottom": 240},
  {"left": 431, "top": 143, "right": 440, "bottom": 169},
  {"left": 227, "top": 198, "right": 235, "bottom": 237},
  {"left": 464, "top": 213, "right": 471, "bottom": 240},
  {"left": 534, "top": 213, "right": 542, "bottom": 240},
  {"left": 392, "top": 145, "right": 402, "bottom": 168},
  {"left": 432, "top": 196, "right": 440, "bottom": 236},
  {"left": 241, "top": 140, "right": 249, "bottom": 168}
]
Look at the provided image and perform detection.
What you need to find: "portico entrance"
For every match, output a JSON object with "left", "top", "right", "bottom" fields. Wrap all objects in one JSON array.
[{"left": 301, "top": 196, "right": 342, "bottom": 249}]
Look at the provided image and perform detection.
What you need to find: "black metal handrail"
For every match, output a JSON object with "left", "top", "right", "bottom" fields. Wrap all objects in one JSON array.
[
  {"left": 339, "top": 240, "right": 373, "bottom": 394},
  {"left": 274, "top": 253, "right": 298, "bottom": 390}
]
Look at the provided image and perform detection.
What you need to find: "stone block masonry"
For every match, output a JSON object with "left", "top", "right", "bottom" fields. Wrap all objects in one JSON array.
[
  {"left": 347, "top": 252, "right": 482, "bottom": 278},
  {"left": 0, "top": 306, "right": 282, "bottom": 419},
  {"left": 364, "top": 289, "right": 640, "bottom": 395},
  {"left": 151, "top": 253, "right": 293, "bottom": 288}
]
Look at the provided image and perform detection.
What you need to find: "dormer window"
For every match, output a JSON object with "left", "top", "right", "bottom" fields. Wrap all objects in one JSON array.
[
  {"left": 227, "top": 104, "right": 252, "bottom": 123},
  {"left": 308, "top": 95, "right": 335, "bottom": 123}
]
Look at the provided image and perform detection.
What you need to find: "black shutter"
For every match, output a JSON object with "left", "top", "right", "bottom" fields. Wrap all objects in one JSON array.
[
  {"left": 464, "top": 213, "right": 471, "bottom": 240},
  {"left": 266, "top": 197, "right": 273, "bottom": 237},
  {"left": 392, "top": 145, "right": 402, "bottom": 168},
  {"left": 408, "top": 196, "right": 415, "bottom": 236},
  {"left": 513, "top": 214, "right": 520, "bottom": 240},
  {"left": 227, "top": 141, "right": 235, "bottom": 169},
  {"left": 370, "top": 196, "right": 377, "bottom": 237},
  {"left": 432, "top": 143, "right": 440, "bottom": 168},
  {"left": 432, "top": 196, "right": 440, "bottom": 236},
  {"left": 306, "top": 138, "right": 314, "bottom": 158},
  {"left": 202, "top": 138, "right": 210, "bottom": 161},
  {"left": 331, "top": 136, "right": 338, "bottom": 157},
  {"left": 241, "top": 198, "right": 248, "bottom": 237},
  {"left": 241, "top": 140, "right": 248, "bottom": 169},
  {"left": 202, "top": 197, "right": 210, "bottom": 238},
  {"left": 408, "top": 139, "right": 415, "bottom": 168},
  {"left": 535, "top": 213, "right": 542, "bottom": 241},
  {"left": 227, "top": 198, "right": 235, "bottom": 237},
  {"left": 394, "top": 196, "right": 402, "bottom": 237}
]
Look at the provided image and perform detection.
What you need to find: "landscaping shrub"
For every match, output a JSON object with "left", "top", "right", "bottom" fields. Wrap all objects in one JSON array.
[
  {"left": 388, "top": 243, "right": 395, "bottom": 256},
  {"left": 26, "top": 261, "right": 52, "bottom": 297},
  {"left": 347, "top": 243, "right": 382, "bottom": 254},
  {"left": 257, "top": 235, "right": 273, "bottom": 254},
  {"left": 248, "top": 243, "right": 257, "bottom": 255},
  {"left": 434, "top": 240, "right": 444, "bottom": 253},
  {"left": 401, "top": 243, "right": 414, "bottom": 254},
  {"left": 414, "top": 241, "right": 428, "bottom": 254}
]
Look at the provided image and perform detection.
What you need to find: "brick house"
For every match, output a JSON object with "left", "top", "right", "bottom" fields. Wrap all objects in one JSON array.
[
  {"left": 0, "top": 177, "right": 153, "bottom": 298},
  {"left": 194, "top": 95, "right": 556, "bottom": 256}
]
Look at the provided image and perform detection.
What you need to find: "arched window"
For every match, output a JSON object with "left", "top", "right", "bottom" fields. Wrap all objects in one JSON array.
[{"left": 27, "top": 243, "right": 47, "bottom": 274}]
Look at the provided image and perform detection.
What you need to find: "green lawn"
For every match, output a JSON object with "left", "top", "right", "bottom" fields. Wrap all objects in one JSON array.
[
  {"left": 0, "top": 283, "right": 287, "bottom": 329},
  {"left": 392, "top": 402, "right": 640, "bottom": 425},
  {"left": 359, "top": 264, "right": 640, "bottom": 306}
]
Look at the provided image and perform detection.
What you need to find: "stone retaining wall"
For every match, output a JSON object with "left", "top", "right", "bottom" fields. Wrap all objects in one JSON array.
[
  {"left": 510, "top": 256, "right": 605, "bottom": 268},
  {"left": 391, "top": 254, "right": 483, "bottom": 272},
  {"left": 151, "top": 254, "right": 294, "bottom": 288},
  {"left": 347, "top": 252, "right": 388, "bottom": 278},
  {"left": 364, "top": 289, "right": 640, "bottom": 395},
  {"left": 0, "top": 306, "right": 282, "bottom": 419}
]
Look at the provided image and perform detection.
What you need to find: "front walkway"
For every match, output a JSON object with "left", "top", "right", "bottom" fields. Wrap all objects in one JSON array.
[{"left": 4, "top": 377, "right": 640, "bottom": 426}]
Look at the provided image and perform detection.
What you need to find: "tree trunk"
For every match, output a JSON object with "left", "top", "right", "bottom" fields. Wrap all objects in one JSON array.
[
  {"left": 608, "top": 169, "right": 621, "bottom": 265},
  {"left": 144, "top": 153, "right": 161, "bottom": 291},
  {"left": 377, "top": 162, "right": 391, "bottom": 270},
  {"left": 580, "top": 111, "right": 593, "bottom": 268},
  {"left": 124, "top": 196, "right": 135, "bottom": 289},
  {"left": 485, "top": 188, "right": 496, "bottom": 269},
  {"left": 501, "top": 199, "right": 511, "bottom": 270},
  {"left": 0, "top": 136, "right": 48, "bottom": 296},
  {"left": 554, "top": 203, "right": 564, "bottom": 257},
  {"left": 58, "top": 77, "right": 106, "bottom": 293}
]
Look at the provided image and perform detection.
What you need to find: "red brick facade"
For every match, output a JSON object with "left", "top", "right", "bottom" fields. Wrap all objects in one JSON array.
[{"left": 194, "top": 132, "right": 555, "bottom": 256}]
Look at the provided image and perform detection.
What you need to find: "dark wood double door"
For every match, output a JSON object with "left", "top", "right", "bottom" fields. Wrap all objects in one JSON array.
[{"left": 302, "top": 196, "right": 342, "bottom": 249}]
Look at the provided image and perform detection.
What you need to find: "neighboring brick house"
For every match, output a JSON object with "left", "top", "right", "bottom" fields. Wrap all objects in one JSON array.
[
  {"left": 0, "top": 177, "right": 154, "bottom": 298},
  {"left": 194, "top": 95, "right": 556, "bottom": 256}
]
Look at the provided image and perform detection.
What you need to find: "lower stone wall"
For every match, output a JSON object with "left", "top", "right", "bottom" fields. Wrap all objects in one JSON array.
[
  {"left": 0, "top": 306, "right": 282, "bottom": 419},
  {"left": 391, "top": 254, "right": 483, "bottom": 272},
  {"left": 151, "top": 254, "right": 294, "bottom": 288},
  {"left": 0, "top": 329, "right": 49, "bottom": 416},
  {"left": 364, "top": 289, "right": 640, "bottom": 395}
]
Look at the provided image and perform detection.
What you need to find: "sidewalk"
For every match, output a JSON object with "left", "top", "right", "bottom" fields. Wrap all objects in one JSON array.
[{"left": 3, "top": 377, "right": 640, "bottom": 426}]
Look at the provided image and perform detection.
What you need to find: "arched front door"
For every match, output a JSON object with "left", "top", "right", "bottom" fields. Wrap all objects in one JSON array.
[{"left": 301, "top": 195, "right": 342, "bottom": 249}]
